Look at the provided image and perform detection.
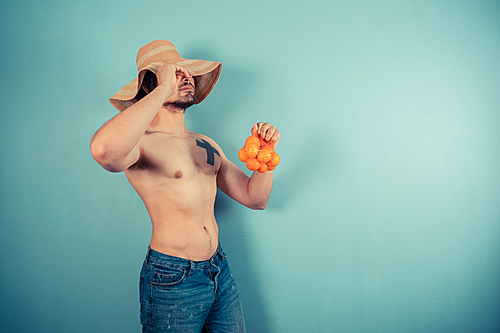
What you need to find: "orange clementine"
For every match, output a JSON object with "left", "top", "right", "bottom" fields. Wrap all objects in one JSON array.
[
  {"left": 257, "top": 147, "right": 273, "bottom": 163},
  {"left": 245, "top": 157, "right": 260, "bottom": 171},
  {"left": 238, "top": 147, "right": 249, "bottom": 162},
  {"left": 245, "top": 135, "right": 260, "bottom": 146},
  {"left": 257, "top": 162, "right": 268, "bottom": 173},
  {"left": 245, "top": 143, "right": 260, "bottom": 158},
  {"left": 267, "top": 163, "right": 276, "bottom": 171},
  {"left": 267, "top": 152, "right": 280, "bottom": 167}
]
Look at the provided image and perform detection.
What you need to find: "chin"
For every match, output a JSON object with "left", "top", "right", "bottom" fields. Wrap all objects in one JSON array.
[{"left": 164, "top": 95, "right": 195, "bottom": 110}]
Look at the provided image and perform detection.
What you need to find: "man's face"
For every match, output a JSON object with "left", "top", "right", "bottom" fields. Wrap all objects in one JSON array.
[{"left": 163, "top": 75, "right": 196, "bottom": 110}]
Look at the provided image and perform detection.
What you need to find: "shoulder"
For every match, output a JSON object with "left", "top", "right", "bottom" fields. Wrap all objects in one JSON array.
[
  {"left": 193, "top": 133, "right": 225, "bottom": 154},
  {"left": 195, "top": 132, "right": 217, "bottom": 144}
]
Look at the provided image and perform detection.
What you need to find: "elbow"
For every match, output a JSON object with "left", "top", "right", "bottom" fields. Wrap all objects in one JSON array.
[
  {"left": 90, "top": 141, "right": 124, "bottom": 173},
  {"left": 90, "top": 140, "right": 106, "bottom": 165},
  {"left": 249, "top": 201, "right": 267, "bottom": 210}
]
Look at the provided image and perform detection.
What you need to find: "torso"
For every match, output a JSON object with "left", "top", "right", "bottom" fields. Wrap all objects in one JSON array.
[{"left": 125, "top": 130, "right": 222, "bottom": 261}]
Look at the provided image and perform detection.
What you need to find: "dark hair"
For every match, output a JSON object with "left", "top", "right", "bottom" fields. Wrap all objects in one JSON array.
[
  {"left": 143, "top": 70, "right": 158, "bottom": 93},
  {"left": 134, "top": 70, "right": 157, "bottom": 101}
]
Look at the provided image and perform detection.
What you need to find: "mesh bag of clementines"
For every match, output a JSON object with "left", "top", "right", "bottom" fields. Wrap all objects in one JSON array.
[{"left": 238, "top": 132, "right": 280, "bottom": 173}]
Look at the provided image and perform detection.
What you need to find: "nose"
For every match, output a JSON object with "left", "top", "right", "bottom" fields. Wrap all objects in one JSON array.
[{"left": 183, "top": 76, "right": 195, "bottom": 86}]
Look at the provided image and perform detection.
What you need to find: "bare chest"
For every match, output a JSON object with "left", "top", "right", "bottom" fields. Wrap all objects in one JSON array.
[{"left": 130, "top": 132, "right": 221, "bottom": 179}]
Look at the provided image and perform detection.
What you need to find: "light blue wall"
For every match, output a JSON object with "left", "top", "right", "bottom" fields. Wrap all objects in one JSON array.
[{"left": 1, "top": 0, "right": 499, "bottom": 332}]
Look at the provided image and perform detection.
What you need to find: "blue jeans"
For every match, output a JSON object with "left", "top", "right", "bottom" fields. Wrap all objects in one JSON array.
[{"left": 139, "top": 244, "right": 246, "bottom": 333}]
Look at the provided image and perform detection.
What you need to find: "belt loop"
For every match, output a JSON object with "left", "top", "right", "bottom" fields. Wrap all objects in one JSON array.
[
  {"left": 217, "top": 245, "right": 224, "bottom": 261},
  {"left": 186, "top": 261, "right": 195, "bottom": 276},
  {"left": 145, "top": 246, "right": 151, "bottom": 264}
]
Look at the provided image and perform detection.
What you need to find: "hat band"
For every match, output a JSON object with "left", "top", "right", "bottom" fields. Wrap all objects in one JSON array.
[
  {"left": 177, "top": 60, "right": 215, "bottom": 72},
  {"left": 136, "top": 44, "right": 177, "bottom": 68},
  {"left": 144, "top": 59, "right": 217, "bottom": 74}
]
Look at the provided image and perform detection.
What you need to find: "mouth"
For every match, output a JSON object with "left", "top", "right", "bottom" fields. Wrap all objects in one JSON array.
[{"left": 180, "top": 84, "right": 195, "bottom": 93}]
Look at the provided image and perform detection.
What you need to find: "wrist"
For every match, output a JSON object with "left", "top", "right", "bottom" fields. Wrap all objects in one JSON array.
[{"left": 150, "top": 83, "right": 174, "bottom": 101}]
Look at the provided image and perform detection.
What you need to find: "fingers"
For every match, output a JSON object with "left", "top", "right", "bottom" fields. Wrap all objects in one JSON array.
[
  {"left": 158, "top": 64, "right": 193, "bottom": 77},
  {"left": 174, "top": 65, "right": 194, "bottom": 78},
  {"left": 251, "top": 123, "right": 259, "bottom": 136},
  {"left": 255, "top": 122, "right": 277, "bottom": 141},
  {"left": 252, "top": 122, "right": 280, "bottom": 149},
  {"left": 156, "top": 64, "right": 194, "bottom": 88}
]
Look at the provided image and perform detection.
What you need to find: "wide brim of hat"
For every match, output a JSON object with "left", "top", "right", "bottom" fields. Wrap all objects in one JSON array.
[{"left": 109, "top": 59, "right": 222, "bottom": 111}]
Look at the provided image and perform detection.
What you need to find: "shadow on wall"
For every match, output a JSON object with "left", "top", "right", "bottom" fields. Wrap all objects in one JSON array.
[{"left": 214, "top": 193, "right": 273, "bottom": 333}]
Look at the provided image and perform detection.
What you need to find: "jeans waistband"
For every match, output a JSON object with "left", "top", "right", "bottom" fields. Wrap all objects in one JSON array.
[{"left": 144, "top": 243, "right": 225, "bottom": 269}]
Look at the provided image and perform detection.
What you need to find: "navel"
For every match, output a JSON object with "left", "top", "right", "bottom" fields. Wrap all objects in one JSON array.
[{"left": 174, "top": 171, "right": 183, "bottom": 179}]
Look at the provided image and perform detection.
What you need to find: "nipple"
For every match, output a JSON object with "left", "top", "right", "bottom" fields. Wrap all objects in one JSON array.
[{"left": 174, "top": 171, "right": 183, "bottom": 179}]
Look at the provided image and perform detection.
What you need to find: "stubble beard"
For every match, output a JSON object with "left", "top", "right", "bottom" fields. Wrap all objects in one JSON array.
[{"left": 163, "top": 92, "right": 195, "bottom": 112}]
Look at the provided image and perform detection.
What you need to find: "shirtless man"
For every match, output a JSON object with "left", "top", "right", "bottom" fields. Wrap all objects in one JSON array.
[{"left": 90, "top": 41, "right": 279, "bottom": 332}]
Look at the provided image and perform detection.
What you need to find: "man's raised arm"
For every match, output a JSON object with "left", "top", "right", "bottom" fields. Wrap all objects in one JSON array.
[{"left": 90, "top": 64, "right": 193, "bottom": 172}]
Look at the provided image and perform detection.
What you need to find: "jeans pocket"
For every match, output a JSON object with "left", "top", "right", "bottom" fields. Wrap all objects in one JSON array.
[{"left": 151, "top": 266, "right": 186, "bottom": 287}]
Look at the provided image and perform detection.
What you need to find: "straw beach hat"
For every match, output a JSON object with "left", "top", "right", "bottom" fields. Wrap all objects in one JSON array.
[{"left": 110, "top": 40, "right": 222, "bottom": 111}]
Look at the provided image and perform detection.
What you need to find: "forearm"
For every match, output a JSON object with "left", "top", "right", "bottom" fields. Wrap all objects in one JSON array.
[
  {"left": 246, "top": 170, "right": 274, "bottom": 210},
  {"left": 90, "top": 85, "right": 172, "bottom": 169}
]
